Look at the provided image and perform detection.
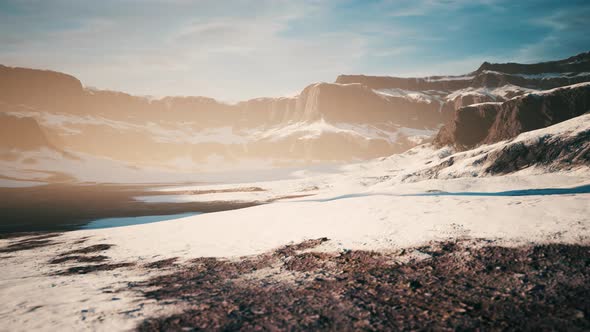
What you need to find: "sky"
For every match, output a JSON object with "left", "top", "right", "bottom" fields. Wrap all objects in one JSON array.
[{"left": 0, "top": 0, "right": 589, "bottom": 101}]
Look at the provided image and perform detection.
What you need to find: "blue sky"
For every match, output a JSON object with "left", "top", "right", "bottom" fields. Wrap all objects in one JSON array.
[{"left": 0, "top": 0, "right": 589, "bottom": 101}]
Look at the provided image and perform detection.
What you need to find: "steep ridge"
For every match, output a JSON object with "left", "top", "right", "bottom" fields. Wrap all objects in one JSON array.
[
  {"left": 413, "top": 113, "right": 590, "bottom": 180},
  {"left": 435, "top": 103, "right": 500, "bottom": 149},
  {"left": 337, "top": 51, "right": 590, "bottom": 126},
  {"left": 338, "top": 52, "right": 590, "bottom": 91},
  {"left": 435, "top": 82, "right": 590, "bottom": 149},
  {"left": 484, "top": 83, "right": 590, "bottom": 144},
  {"left": 356, "top": 112, "right": 590, "bottom": 191}
]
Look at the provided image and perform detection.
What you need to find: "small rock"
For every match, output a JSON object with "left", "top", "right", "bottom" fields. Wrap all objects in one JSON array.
[{"left": 408, "top": 280, "right": 422, "bottom": 290}]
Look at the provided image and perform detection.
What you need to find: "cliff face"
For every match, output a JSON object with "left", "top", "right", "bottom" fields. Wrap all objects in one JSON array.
[
  {"left": 484, "top": 83, "right": 590, "bottom": 143},
  {"left": 3, "top": 51, "right": 589, "bottom": 132},
  {"left": 292, "top": 83, "right": 444, "bottom": 127},
  {"left": 435, "top": 83, "right": 590, "bottom": 149},
  {"left": 435, "top": 103, "right": 500, "bottom": 149},
  {"left": 1, "top": 51, "right": 589, "bottom": 167},
  {"left": 338, "top": 52, "right": 590, "bottom": 91},
  {"left": 236, "top": 97, "right": 297, "bottom": 127},
  {"left": 0, "top": 65, "right": 84, "bottom": 112}
]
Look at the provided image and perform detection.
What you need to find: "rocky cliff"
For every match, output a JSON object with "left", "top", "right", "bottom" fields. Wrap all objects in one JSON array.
[
  {"left": 0, "top": 65, "right": 84, "bottom": 113},
  {"left": 435, "top": 83, "right": 590, "bottom": 149}
]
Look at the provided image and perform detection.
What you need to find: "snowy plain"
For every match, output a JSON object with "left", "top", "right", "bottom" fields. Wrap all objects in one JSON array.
[{"left": 1, "top": 114, "right": 589, "bottom": 331}]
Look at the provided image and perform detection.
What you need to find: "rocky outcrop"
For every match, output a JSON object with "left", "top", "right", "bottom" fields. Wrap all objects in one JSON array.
[
  {"left": 409, "top": 114, "right": 590, "bottom": 181},
  {"left": 484, "top": 84, "right": 590, "bottom": 144},
  {"left": 292, "top": 83, "right": 445, "bottom": 128},
  {"left": 446, "top": 95, "right": 500, "bottom": 111},
  {"left": 435, "top": 103, "right": 500, "bottom": 149},
  {"left": 435, "top": 83, "right": 590, "bottom": 149},
  {"left": 484, "top": 129, "right": 590, "bottom": 174}
]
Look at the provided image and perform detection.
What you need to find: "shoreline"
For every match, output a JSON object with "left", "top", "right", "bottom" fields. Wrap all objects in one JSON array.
[
  {"left": 1, "top": 164, "right": 589, "bottom": 330},
  {"left": 0, "top": 183, "right": 263, "bottom": 233}
]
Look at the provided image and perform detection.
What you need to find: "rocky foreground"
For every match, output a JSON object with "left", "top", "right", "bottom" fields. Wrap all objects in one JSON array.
[
  {"left": 2, "top": 234, "right": 589, "bottom": 331},
  {"left": 136, "top": 238, "right": 590, "bottom": 331}
]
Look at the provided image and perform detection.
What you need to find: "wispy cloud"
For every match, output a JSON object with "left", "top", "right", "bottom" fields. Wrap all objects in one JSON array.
[
  {"left": 516, "top": 4, "right": 590, "bottom": 62},
  {"left": 0, "top": 0, "right": 368, "bottom": 100},
  {"left": 379, "top": 0, "right": 506, "bottom": 17},
  {"left": 0, "top": 0, "right": 587, "bottom": 100}
]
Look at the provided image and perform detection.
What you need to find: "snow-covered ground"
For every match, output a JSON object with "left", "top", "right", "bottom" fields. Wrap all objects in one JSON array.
[
  {"left": 373, "top": 88, "right": 444, "bottom": 104},
  {"left": 1, "top": 114, "right": 589, "bottom": 331},
  {"left": 482, "top": 70, "right": 590, "bottom": 80}
]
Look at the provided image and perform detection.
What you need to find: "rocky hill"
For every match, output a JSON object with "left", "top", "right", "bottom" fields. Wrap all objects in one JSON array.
[{"left": 435, "top": 83, "right": 590, "bottom": 149}]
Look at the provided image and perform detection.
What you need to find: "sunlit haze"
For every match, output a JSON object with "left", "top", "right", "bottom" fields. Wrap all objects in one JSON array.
[
  {"left": 1, "top": 0, "right": 589, "bottom": 101},
  {"left": 1, "top": 1, "right": 590, "bottom": 330}
]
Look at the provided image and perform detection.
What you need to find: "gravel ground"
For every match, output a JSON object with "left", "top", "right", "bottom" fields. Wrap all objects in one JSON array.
[{"left": 134, "top": 238, "right": 590, "bottom": 331}]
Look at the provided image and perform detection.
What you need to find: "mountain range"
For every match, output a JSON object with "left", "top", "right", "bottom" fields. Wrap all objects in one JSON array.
[{"left": 1, "top": 51, "right": 589, "bottom": 183}]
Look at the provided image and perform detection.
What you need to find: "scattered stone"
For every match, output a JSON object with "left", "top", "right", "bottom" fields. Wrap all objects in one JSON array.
[
  {"left": 49, "top": 255, "right": 109, "bottom": 264},
  {"left": 135, "top": 239, "right": 590, "bottom": 331},
  {"left": 57, "top": 263, "right": 134, "bottom": 275},
  {"left": 0, "top": 239, "right": 59, "bottom": 253},
  {"left": 0, "top": 232, "right": 61, "bottom": 240},
  {"left": 144, "top": 258, "right": 178, "bottom": 269},
  {"left": 60, "top": 244, "right": 113, "bottom": 256}
]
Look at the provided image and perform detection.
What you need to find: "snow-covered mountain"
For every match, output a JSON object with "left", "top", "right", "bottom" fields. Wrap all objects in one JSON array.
[
  {"left": 1, "top": 51, "right": 589, "bottom": 183},
  {"left": 435, "top": 82, "right": 590, "bottom": 149}
]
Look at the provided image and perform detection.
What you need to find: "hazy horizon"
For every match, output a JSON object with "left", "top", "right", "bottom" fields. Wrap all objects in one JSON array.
[{"left": 1, "top": 0, "right": 589, "bottom": 101}]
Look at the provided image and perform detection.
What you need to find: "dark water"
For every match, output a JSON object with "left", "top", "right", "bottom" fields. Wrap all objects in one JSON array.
[
  {"left": 408, "top": 184, "right": 590, "bottom": 197},
  {"left": 2, "top": 183, "right": 588, "bottom": 234},
  {"left": 0, "top": 184, "right": 259, "bottom": 234},
  {"left": 80, "top": 212, "right": 201, "bottom": 230},
  {"left": 300, "top": 184, "right": 590, "bottom": 203}
]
